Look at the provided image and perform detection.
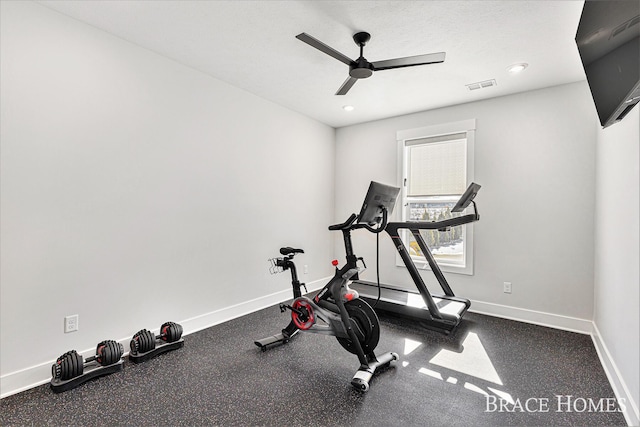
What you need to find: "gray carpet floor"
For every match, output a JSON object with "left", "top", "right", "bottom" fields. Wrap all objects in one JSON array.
[{"left": 0, "top": 304, "right": 627, "bottom": 426}]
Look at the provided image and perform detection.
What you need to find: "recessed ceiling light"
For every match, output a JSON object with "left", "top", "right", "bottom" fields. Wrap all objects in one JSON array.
[
  {"left": 507, "top": 63, "right": 528, "bottom": 74},
  {"left": 342, "top": 105, "right": 354, "bottom": 111}
]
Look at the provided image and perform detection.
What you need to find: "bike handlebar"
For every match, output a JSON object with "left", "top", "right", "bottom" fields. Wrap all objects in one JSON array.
[
  {"left": 328, "top": 213, "right": 358, "bottom": 231},
  {"left": 328, "top": 207, "right": 389, "bottom": 234}
]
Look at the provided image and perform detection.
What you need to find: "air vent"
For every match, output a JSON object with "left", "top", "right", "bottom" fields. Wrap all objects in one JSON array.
[
  {"left": 611, "top": 14, "right": 640, "bottom": 39},
  {"left": 616, "top": 101, "right": 638, "bottom": 122},
  {"left": 466, "top": 79, "right": 497, "bottom": 91}
]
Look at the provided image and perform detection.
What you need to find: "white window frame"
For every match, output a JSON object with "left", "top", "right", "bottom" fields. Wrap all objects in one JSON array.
[{"left": 396, "top": 119, "right": 476, "bottom": 275}]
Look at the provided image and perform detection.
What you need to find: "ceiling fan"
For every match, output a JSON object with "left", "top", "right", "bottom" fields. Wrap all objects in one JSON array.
[{"left": 296, "top": 31, "right": 446, "bottom": 95}]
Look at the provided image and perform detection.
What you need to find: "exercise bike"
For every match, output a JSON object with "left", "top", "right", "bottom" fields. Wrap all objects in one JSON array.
[{"left": 254, "top": 181, "right": 401, "bottom": 392}]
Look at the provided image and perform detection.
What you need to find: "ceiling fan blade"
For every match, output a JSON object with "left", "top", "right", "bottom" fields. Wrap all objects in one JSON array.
[
  {"left": 335, "top": 76, "right": 358, "bottom": 95},
  {"left": 372, "top": 52, "right": 446, "bottom": 71},
  {"left": 296, "top": 33, "right": 354, "bottom": 66}
]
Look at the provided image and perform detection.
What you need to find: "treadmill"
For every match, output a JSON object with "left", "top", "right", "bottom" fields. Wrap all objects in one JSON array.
[{"left": 351, "top": 183, "right": 481, "bottom": 335}]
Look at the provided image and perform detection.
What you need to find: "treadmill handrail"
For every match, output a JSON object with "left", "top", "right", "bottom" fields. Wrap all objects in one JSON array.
[
  {"left": 387, "top": 197, "right": 479, "bottom": 233},
  {"left": 387, "top": 212, "right": 478, "bottom": 232}
]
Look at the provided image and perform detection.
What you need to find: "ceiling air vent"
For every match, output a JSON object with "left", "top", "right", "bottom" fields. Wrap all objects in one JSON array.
[{"left": 466, "top": 79, "right": 497, "bottom": 91}]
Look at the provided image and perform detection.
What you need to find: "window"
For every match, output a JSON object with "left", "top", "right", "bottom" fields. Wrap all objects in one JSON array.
[{"left": 397, "top": 119, "right": 476, "bottom": 275}]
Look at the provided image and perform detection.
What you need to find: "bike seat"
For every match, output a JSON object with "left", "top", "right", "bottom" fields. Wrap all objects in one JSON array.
[{"left": 280, "top": 247, "right": 304, "bottom": 256}]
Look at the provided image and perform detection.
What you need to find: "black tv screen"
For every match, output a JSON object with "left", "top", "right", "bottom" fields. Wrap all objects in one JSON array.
[{"left": 575, "top": 1, "right": 640, "bottom": 128}]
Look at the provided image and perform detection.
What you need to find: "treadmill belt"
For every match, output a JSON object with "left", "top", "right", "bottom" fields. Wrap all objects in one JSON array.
[{"left": 351, "top": 281, "right": 468, "bottom": 317}]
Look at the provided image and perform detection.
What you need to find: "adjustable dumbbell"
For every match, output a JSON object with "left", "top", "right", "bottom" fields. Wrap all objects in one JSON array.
[
  {"left": 129, "top": 321, "right": 184, "bottom": 363},
  {"left": 50, "top": 340, "right": 124, "bottom": 393}
]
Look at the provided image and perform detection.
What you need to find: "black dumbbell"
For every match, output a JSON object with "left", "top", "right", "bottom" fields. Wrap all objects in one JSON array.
[
  {"left": 130, "top": 322, "right": 183, "bottom": 355},
  {"left": 52, "top": 340, "right": 124, "bottom": 381}
]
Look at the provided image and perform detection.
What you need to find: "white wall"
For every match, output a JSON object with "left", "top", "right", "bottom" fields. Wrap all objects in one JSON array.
[
  {"left": 593, "top": 108, "right": 639, "bottom": 423},
  {"left": 335, "top": 82, "right": 597, "bottom": 323},
  {"left": 3, "top": 1, "right": 636, "bottom": 413},
  {"left": 0, "top": 1, "right": 335, "bottom": 395}
]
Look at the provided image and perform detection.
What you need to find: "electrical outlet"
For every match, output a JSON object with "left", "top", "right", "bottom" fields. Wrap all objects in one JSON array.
[
  {"left": 503, "top": 282, "right": 512, "bottom": 294},
  {"left": 64, "top": 315, "right": 79, "bottom": 333},
  {"left": 304, "top": 265, "right": 309, "bottom": 274}
]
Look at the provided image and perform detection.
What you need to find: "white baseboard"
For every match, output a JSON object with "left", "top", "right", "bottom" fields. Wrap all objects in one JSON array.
[
  {"left": 0, "top": 276, "right": 330, "bottom": 399},
  {"left": 592, "top": 323, "right": 639, "bottom": 427},
  {"left": 0, "top": 362, "right": 53, "bottom": 399},
  {"left": 4, "top": 284, "right": 636, "bottom": 427},
  {"left": 469, "top": 299, "right": 593, "bottom": 334}
]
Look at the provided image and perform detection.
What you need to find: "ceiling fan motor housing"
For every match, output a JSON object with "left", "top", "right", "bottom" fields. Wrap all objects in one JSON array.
[{"left": 350, "top": 58, "right": 374, "bottom": 79}]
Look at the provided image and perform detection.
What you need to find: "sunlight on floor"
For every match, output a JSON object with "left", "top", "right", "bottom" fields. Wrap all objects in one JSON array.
[
  {"left": 488, "top": 387, "right": 515, "bottom": 404},
  {"left": 402, "top": 332, "right": 515, "bottom": 404},
  {"left": 461, "top": 383, "right": 515, "bottom": 404},
  {"left": 418, "top": 367, "right": 443, "bottom": 380},
  {"left": 429, "top": 332, "right": 503, "bottom": 385},
  {"left": 404, "top": 338, "right": 422, "bottom": 355},
  {"left": 464, "top": 382, "right": 488, "bottom": 395},
  {"left": 418, "top": 367, "right": 459, "bottom": 384}
]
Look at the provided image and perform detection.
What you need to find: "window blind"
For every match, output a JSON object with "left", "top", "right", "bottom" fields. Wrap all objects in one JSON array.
[{"left": 407, "top": 134, "right": 467, "bottom": 197}]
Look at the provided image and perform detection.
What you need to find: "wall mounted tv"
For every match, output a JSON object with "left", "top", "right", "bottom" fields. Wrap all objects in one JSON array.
[{"left": 575, "top": 0, "right": 640, "bottom": 128}]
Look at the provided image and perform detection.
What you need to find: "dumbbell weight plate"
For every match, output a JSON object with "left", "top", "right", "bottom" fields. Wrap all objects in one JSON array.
[
  {"left": 160, "top": 322, "right": 183, "bottom": 343},
  {"left": 131, "top": 329, "right": 156, "bottom": 354},
  {"left": 96, "top": 340, "right": 123, "bottom": 366},
  {"left": 54, "top": 350, "right": 83, "bottom": 380}
]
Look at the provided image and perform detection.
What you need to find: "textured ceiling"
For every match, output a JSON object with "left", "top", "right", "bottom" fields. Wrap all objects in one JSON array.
[{"left": 37, "top": 0, "right": 587, "bottom": 128}]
